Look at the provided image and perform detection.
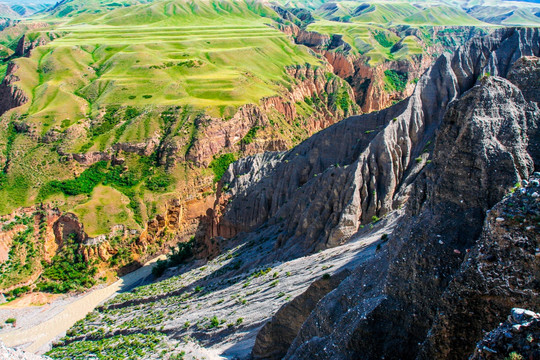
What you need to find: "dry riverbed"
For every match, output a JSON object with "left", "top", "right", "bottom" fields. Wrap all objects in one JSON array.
[{"left": 0, "top": 255, "right": 165, "bottom": 354}]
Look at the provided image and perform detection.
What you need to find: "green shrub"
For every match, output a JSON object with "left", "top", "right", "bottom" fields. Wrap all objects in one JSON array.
[
  {"left": 90, "top": 105, "right": 120, "bottom": 137},
  {"left": 145, "top": 173, "right": 172, "bottom": 192},
  {"left": 151, "top": 260, "right": 168, "bottom": 278},
  {"left": 124, "top": 106, "right": 141, "bottom": 120},
  {"left": 241, "top": 126, "right": 259, "bottom": 145},
  {"left": 384, "top": 70, "right": 408, "bottom": 92},
  {"left": 322, "top": 273, "right": 330, "bottom": 280},
  {"left": 79, "top": 141, "right": 94, "bottom": 153},
  {"left": 209, "top": 153, "right": 236, "bottom": 183},
  {"left": 36, "top": 233, "right": 97, "bottom": 293},
  {"left": 151, "top": 239, "right": 194, "bottom": 278},
  {"left": 373, "top": 30, "right": 394, "bottom": 48},
  {"left": 5, "top": 318, "right": 16, "bottom": 324},
  {"left": 38, "top": 161, "right": 107, "bottom": 199},
  {"left": 209, "top": 316, "right": 219, "bottom": 328}
]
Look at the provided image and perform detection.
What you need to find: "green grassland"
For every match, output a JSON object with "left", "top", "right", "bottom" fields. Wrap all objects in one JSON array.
[
  {"left": 307, "top": 20, "right": 424, "bottom": 64},
  {"left": 310, "top": 1, "right": 487, "bottom": 25},
  {"left": 15, "top": 0, "right": 319, "bottom": 123},
  {"left": 302, "top": 1, "right": 492, "bottom": 64}
]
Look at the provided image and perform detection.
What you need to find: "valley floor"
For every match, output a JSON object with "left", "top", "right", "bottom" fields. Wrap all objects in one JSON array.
[
  {"left": 46, "top": 210, "right": 403, "bottom": 359},
  {"left": 0, "top": 255, "right": 165, "bottom": 354}
]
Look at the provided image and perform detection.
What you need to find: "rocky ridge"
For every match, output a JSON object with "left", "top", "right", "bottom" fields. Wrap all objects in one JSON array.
[
  {"left": 185, "top": 65, "right": 357, "bottom": 167},
  {"left": 204, "top": 28, "right": 539, "bottom": 262},
  {"left": 418, "top": 173, "right": 540, "bottom": 359}
]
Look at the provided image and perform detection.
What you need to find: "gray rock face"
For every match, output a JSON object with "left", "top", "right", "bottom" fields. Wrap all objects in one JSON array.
[
  {"left": 252, "top": 270, "right": 351, "bottom": 360},
  {"left": 0, "top": 63, "right": 28, "bottom": 116},
  {"left": 226, "top": 28, "right": 540, "bottom": 360},
  {"left": 469, "top": 309, "right": 540, "bottom": 360},
  {"left": 283, "top": 73, "right": 539, "bottom": 360},
  {"left": 418, "top": 174, "right": 540, "bottom": 360},
  {"left": 206, "top": 27, "right": 540, "bottom": 262}
]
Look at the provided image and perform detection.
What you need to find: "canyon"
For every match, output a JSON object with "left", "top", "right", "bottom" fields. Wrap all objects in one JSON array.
[
  {"left": 0, "top": 0, "right": 538, "bottom": 359},
  {"left": 23, "top": 26, "right": 537, "bottom": 360}
]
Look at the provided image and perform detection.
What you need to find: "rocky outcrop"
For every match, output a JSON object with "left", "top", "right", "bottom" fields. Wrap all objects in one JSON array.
[
  {"left": 348, "top": 55, "right": 432, "bottom": 113},
  {"left": 135, "top": 199, "right": 183, "bottom": 252},
  {"left": 70, "top": 151, "right": 112, "bottom": 165},
  {"left": 418, "top": 174, "right": 540, "bottom": 360},
  {"left": 52, "top": 213, "right": 87, "bottom": 244},
  {"left": 276, "top": 11, "right": 483, "bottom": 113},
  {"left": 507, "top": 56, "right": 540, "bottom": 104},
  {"left": 0, "top": 62, "right": 28, "bottom": 116},
  {"left": 469, "top": 309, "right": 540, "bottom": 360},
  {"left": 112, "top": 133, "right": 161, "bottom": 157},
  {"left": 252, "top": 270, "right": 351, "bottom": 360}
]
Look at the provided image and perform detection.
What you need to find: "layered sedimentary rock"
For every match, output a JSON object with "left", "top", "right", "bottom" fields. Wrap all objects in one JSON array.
[
  {"left": 276, "top": 10, "right": 483, "bottom": 113},
  {"left": 186, "top": 65, "right": 357, "bottom": 166}
]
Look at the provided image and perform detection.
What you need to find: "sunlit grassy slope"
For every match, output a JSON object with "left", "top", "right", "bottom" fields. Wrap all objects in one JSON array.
[
  {"left": 15, "top": 0, "right": 318, "bottom": 122},
  {"left": 302, "top": 1, "right": 490, "bottom": 64},
  {"left": 307, "top": 20, "right": 423, "bottom": 64}
]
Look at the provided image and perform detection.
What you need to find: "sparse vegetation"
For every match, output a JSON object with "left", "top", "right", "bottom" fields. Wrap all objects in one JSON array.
[
  {"left": 505, "top": 352, "right": 523, "bottom": 360},
  {"left": 240, "top": 126, "right": 260, "bottom": 145},
  {"left": 36, "top": 233, "right": 97, "bottom": 293},
  {"left": 152, "top": 239, "right": 194, "bottom": 278}
]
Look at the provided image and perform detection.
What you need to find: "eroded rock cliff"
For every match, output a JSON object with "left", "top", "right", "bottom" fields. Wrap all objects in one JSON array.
[
  {"left": 186, "top": 65, "right": 357, "bottom": 166},
  {"left": 275, "top": 9, "right": 485, "bottom": 113}
]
